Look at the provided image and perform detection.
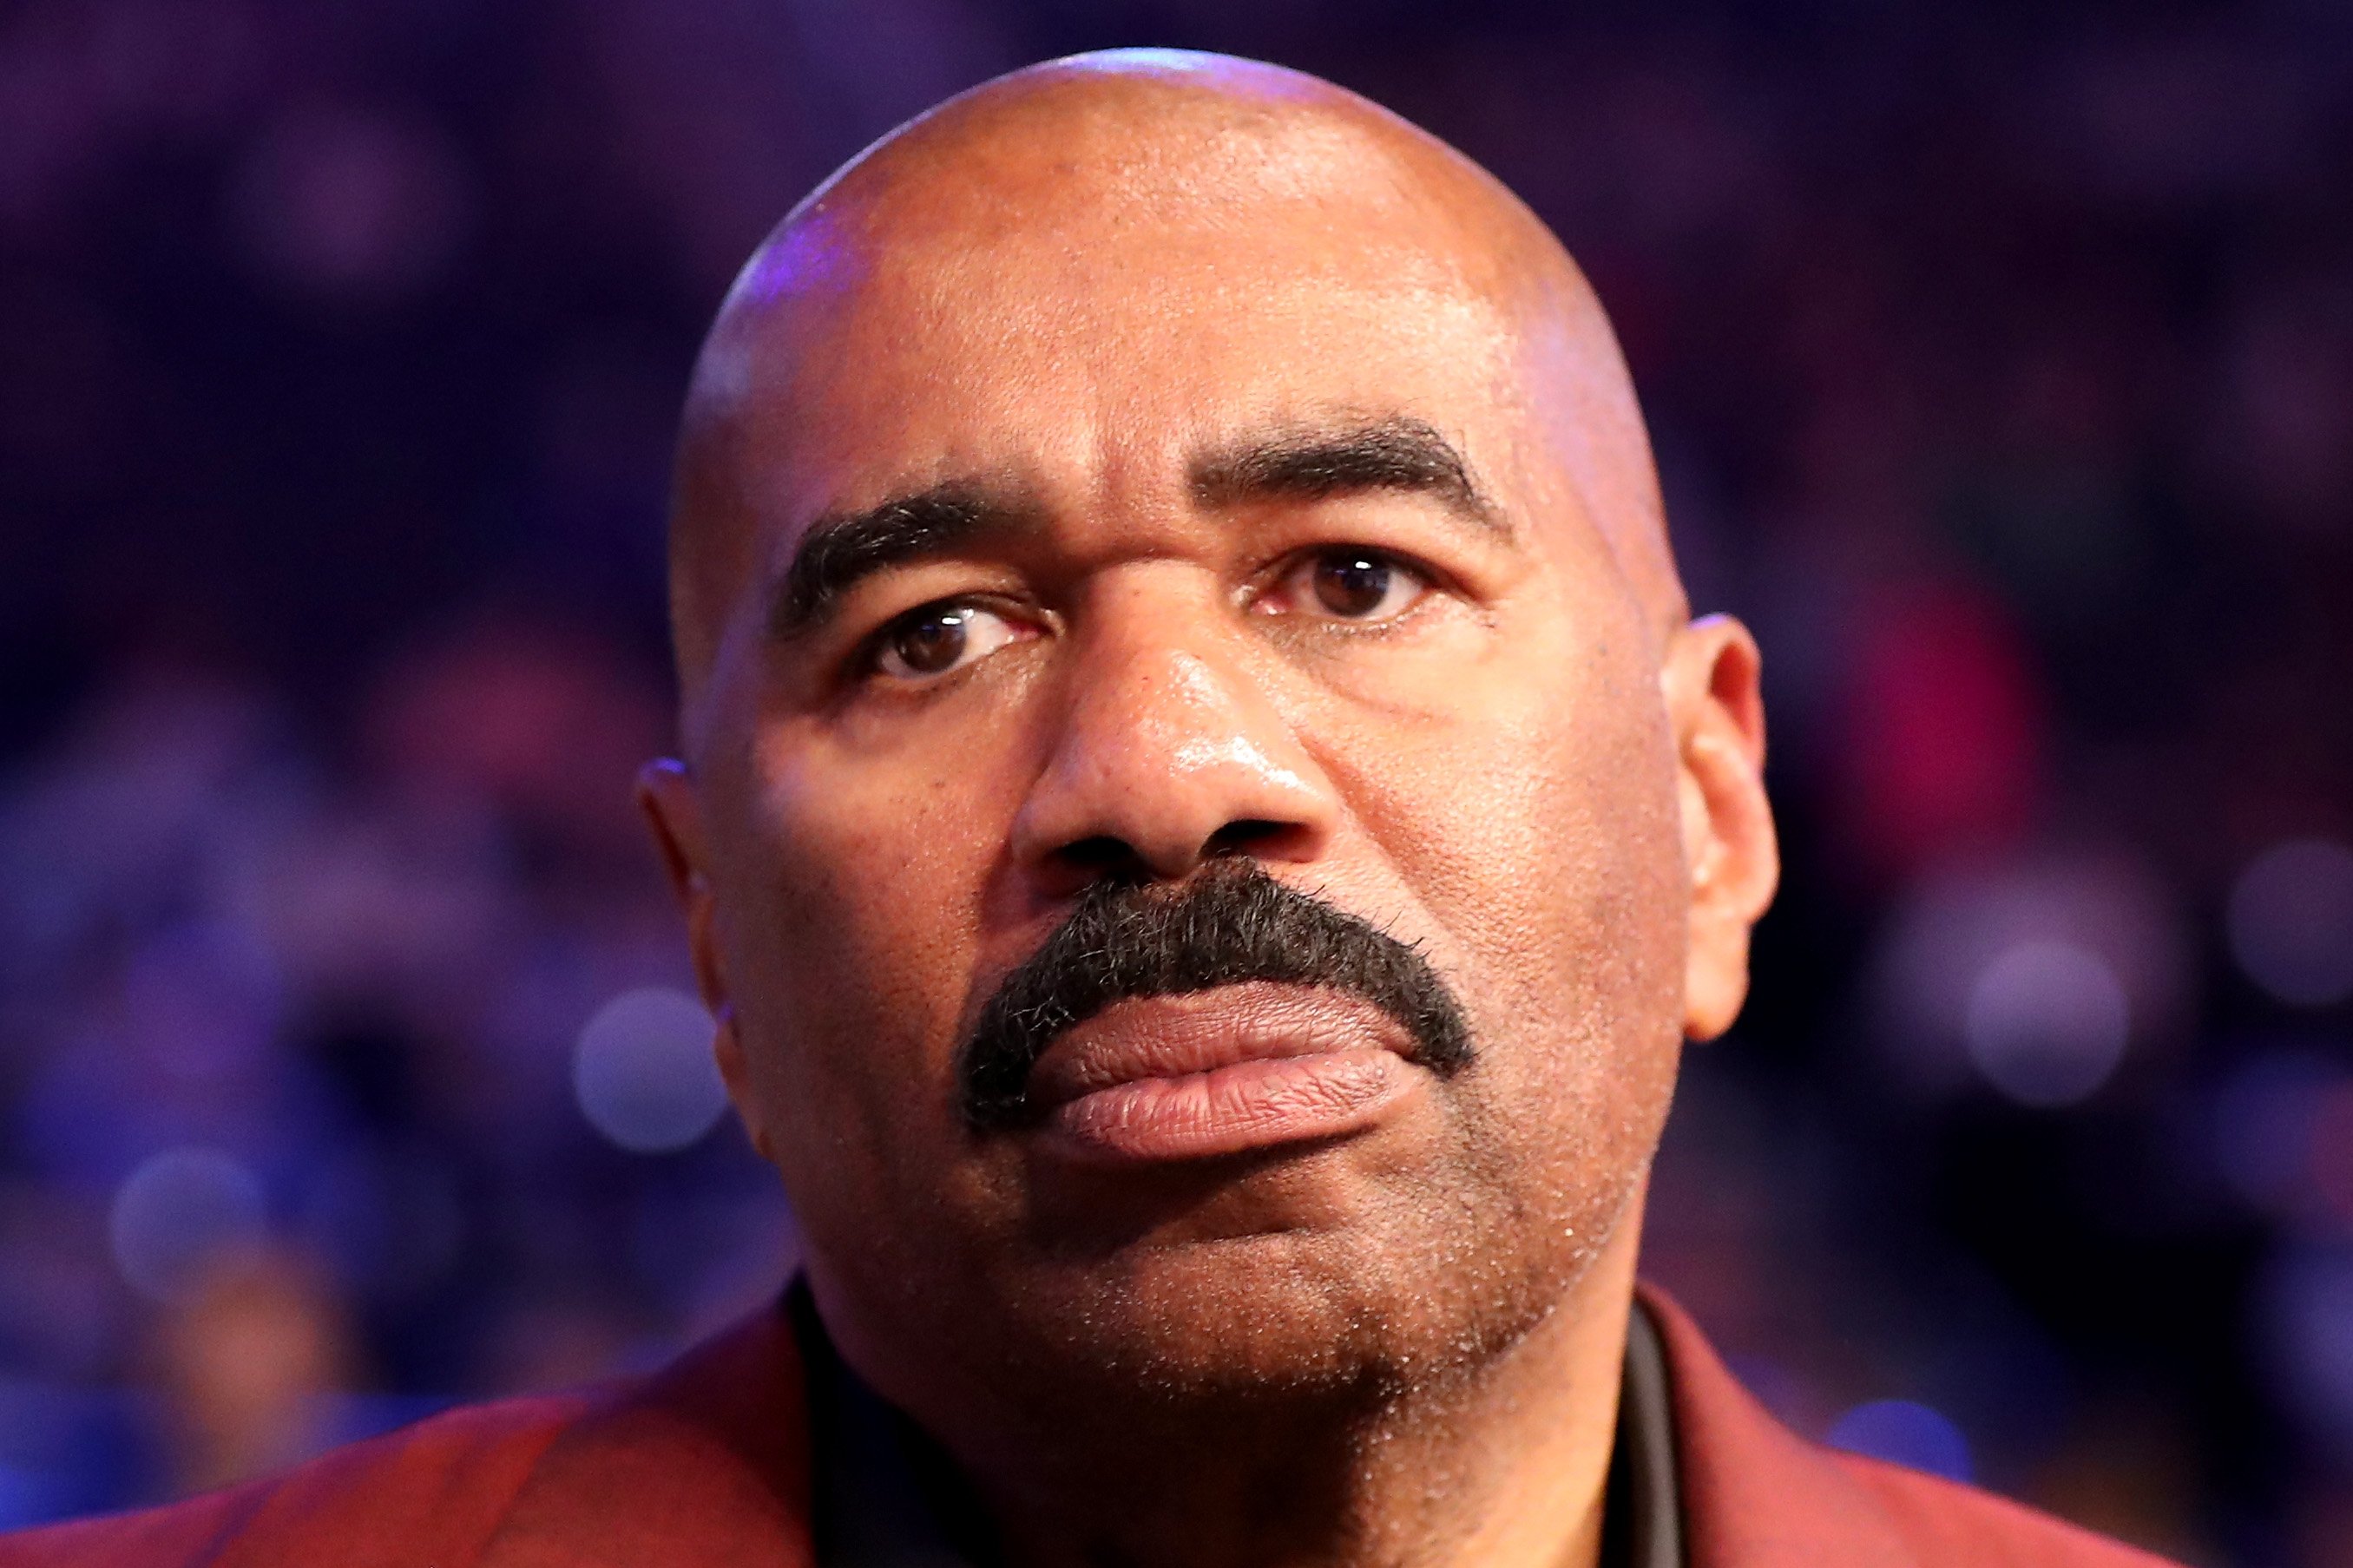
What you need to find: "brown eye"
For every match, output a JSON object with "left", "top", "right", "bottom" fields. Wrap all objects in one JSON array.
[
  {"left": 890, "top": 607, "right": 968, "bottom": 674},
  {"left": 1258, "top": 548, "right": 1431, "bottom": 625},
  {"left": 872, "top": 601, "right": 1028, "bottom": 682},
  {"left": 1314, "top": 554, "right": 1397, "bottom": 618}
]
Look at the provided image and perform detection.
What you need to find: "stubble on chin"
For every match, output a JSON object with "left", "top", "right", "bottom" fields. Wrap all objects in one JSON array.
[{"left": 955, "top": 1121, "right": 1650, "bottom": 1417}]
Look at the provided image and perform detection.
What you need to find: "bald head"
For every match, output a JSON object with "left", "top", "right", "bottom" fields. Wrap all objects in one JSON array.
[{"left": 667, "top": 49, "right": 1680, "bottom": 713}]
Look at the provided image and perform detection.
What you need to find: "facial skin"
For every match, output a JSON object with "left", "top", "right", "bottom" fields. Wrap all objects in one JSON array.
[{"left": 640, "top": 49, "right": 1777, "bottom": 1568}]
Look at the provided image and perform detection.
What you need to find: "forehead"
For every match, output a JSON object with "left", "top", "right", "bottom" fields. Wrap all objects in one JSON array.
[{"left": 710, "top": 143, "right": 1552, "bottom": 528}]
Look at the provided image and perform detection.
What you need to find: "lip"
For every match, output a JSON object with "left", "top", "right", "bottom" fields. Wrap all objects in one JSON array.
[{"left": 1024, "top": 982, "right": 1424, "bottom": 1164}]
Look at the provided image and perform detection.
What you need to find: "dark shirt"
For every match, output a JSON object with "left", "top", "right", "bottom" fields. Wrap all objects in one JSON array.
[{"left": 789, "top": 1283, "right": 1685, "bottom": 1568}]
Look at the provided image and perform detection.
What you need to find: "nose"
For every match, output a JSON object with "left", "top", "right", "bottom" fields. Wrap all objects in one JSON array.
[{"left": 1009, "top": 602, "right": 1338, "bottom": 891}]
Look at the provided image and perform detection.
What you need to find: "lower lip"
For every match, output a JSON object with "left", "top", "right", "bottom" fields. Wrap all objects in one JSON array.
[{"left": 1041, "top": 1046, "right": 1416, "bottom": 1164}]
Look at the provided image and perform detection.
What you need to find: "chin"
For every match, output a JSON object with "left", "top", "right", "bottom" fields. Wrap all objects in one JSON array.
[{"left": 988, "top": 1195, "right": 1596, "bottom": 1406}]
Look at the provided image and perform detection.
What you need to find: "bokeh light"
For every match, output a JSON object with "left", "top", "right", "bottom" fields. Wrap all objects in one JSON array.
[
  {"left": 1867, "top": 852, "right": 2183, "bottom": 1103},
  {"left": 571, "top": 987, "right": 729, "bottom": 1155},
  {"left": 108, "top": 1148, "right": 269, "bottom": 1305},
  {"left": 1825, "top": 1399, "right": 1975, "bottom": 1484},
  {"left": 2212, "top": 1046, "right": 2348, "bottom": 1217},
  {"left": 2228, "top": 839, "right": 2353, "bottom": 1009},
  {"left": 1963, "top": 941, "right": 2131, "bottom": 1107},
  {"left": 2259, "top": 1243, "right": 2353, "bottom": 1465}
]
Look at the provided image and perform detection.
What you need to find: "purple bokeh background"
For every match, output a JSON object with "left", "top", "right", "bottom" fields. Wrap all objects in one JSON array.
[{"left": 3, "top": 2, "right": 2352, "bottom": 1562}]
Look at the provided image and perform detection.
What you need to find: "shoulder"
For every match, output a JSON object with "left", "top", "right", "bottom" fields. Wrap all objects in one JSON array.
[
  {"left": 1835, "top": 1451, "right": 2181, "bottom": 1568},
  {"left": 1637, "top": 1283, "right": 2188, "bottom": 1568},
  {"left": 0, "top": 1391, "right": 591, "bottom": 1568},
  {"left": 0, "top": 1302, "right": 813, "bottom": 1568}
]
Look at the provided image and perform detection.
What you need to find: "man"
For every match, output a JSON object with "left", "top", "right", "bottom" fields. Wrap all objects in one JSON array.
[{"left": 3, "top": 49, "right": 2175, "bottom": 1568}]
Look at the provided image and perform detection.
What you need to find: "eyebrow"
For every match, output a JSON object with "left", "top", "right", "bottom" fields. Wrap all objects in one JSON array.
[
  {"left": 1188, "top": 417, "right": 1508, "bottom": 539},
  {"left": 768, "top": 417, "right": 1506, "bottom": 639},
  {"left": 770, "top": 483, "right": 1032, "bottom": 637}
]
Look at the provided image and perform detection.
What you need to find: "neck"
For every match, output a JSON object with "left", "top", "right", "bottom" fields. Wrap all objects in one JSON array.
[{"left": 931, "top": 1223, "right": 1643, "bottom": 1568}]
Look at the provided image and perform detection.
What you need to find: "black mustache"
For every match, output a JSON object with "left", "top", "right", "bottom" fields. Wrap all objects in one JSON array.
[{"left": 958, "top": 857, "right": 1474, "bottom": 1131}]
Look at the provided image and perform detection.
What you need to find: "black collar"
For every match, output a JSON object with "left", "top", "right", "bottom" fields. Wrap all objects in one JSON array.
[
  {"left": 1606, "top": 1302, "right": 1686, "bottom": 1568},
  {"left": 791, "top": 1283, "right": 1686, "bottom": 1568}
]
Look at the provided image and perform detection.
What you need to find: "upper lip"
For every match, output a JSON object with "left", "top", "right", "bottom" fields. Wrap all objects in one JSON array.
[{"left": 1022, "top": 982, "right": 1416, "bottom": 1111}]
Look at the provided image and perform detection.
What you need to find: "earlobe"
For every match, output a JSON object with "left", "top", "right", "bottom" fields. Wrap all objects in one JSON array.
[
  {"left": 1664, "top": 616, "right": 1779, "bottom": 1041},
  {"left": 636, "top": 761, "right": 772, "bottom": 1160},
  {"left": 709, "top": 1003, "right": 773, "bottom": 1162},
  {"left": 636, "top": 756, "right": 733, "bottom": 1022}
]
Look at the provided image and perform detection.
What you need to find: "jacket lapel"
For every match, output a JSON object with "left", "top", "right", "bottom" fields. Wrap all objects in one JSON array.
[
  {"left": 1640, "top": 1285, "right": 1919, "bottom": 1568},
  {"left": 472, "top": 1284, "right": 1923, "bottom": 1568},
  {"left": 479, "top": 1303, "right": 818, "bottom": 1568}
]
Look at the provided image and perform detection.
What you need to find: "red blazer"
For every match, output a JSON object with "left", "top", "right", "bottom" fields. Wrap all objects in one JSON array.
[{"left": 0, "top": 1287, "right": 2180, "bottom": 1567}]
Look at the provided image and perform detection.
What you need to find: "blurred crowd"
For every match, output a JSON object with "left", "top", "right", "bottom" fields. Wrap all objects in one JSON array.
[{"left": 3, "top": 1, "right": 2350, "bottom": 1563}]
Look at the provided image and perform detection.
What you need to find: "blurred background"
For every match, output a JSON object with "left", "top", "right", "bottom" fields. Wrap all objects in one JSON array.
[{"left": 1, "top": 0, "right": 2350, "bottom": 1560}]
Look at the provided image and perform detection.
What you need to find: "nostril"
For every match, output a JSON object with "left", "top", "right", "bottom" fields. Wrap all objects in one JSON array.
[
  {"left": 1205, "top": 819, "right": 1294, "bottom": 859},
  {"left": 1048, "top": 835, "right": 1150, "bottom": 889},
  {"left": 1039, "top": 823, "right": 1311, "bottom": 897}
]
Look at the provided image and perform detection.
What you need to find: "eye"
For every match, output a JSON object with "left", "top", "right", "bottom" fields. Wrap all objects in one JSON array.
[
  {"left": 1265, "top": 548, "right": 1431, "bottom": 624},
  {"left": 870, "top": 600, "right": 1031, "bottom": 682}
]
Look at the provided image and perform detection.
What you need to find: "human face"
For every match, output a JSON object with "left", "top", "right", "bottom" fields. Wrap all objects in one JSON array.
[{"left": 646, "top": 149, "right": 1701, "bottom": 1410}]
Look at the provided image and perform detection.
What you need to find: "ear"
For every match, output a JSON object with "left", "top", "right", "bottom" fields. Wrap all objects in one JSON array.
[
  {"left": 1661, "top": 615, "right": 1778, "bottom": 1041},
  {"left": 637, "top": 758, "right": 768, "bottom": 1159}
]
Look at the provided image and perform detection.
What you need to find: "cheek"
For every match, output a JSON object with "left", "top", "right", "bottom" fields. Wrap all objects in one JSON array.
[
  {"left": 1331, "top": 609, "right": 1686, "bottom": 1014},
  {"left": 707, "top": 725, "right": 1011, "bottom": 1224},
  {"left": 1324, "top": 611, "right": 1688, "bottom": 1191}
]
